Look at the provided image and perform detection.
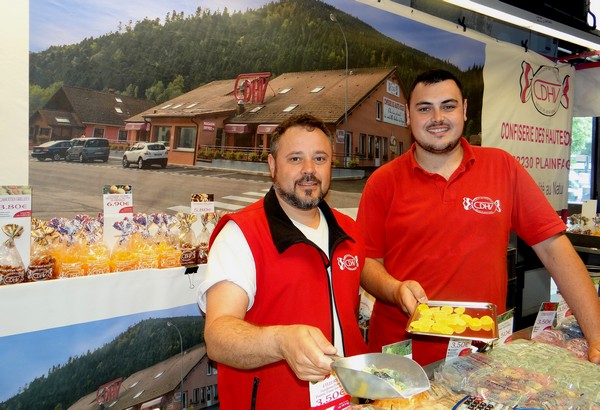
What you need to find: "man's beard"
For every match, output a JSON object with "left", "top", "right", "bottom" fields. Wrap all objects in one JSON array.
[
  {"left": 415, "top": 134, "right": 461, "bottom": 154},
  {"left": 273, "top": 174, "right": 326, "bottom": 210}
]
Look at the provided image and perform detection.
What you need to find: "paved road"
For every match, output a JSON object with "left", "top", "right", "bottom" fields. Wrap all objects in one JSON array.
[{"left": 29, "top": 156, "right": 367, "bottom": 220}]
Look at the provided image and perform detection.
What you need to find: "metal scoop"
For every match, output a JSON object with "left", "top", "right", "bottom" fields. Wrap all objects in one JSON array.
[{"left": 331, "top": 353, "right": 430, "bottom": 399}]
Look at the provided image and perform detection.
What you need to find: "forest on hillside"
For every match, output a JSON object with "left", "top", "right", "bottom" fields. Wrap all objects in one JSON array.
[
  {"left": 29, "top": 0, "right": 484, "bottom": 134},
  {"left": 0, "top": 317, "right": 203, "bottom": 410}
]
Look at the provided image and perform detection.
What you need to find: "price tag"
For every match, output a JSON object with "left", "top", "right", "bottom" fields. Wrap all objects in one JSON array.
[
  {"left": 495, "top": 309, "right": 515, "bottom": 345},
  {"left": 103, "top": 185, "right": 133, "bottom": 215},
  {"left": 102, "top": 185, "right": 133, "bottom": 250},
  {"left": 309, "top": 374, "right": 351, "bottom": 409},
  {"left": 445, "top": 338, "right": 473, "bottom": 360},
  {"left": 0, "top": 185, "right": 32, "bottom": 268},
  {"left": 531, "top": 302, "right": 558, "bottom": 339}
]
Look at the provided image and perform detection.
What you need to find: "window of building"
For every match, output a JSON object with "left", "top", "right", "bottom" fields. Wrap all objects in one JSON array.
[
  {"left": 310, "top": 86, "right": 325, "bottom": 93},
  {"left": 39, "top": 127, "right": 50, "bottom": 136},
  {"left": 114, "top": 107, "right": 123, "bottom": 113},
  {"left": 93, "top": 128, "right": 105, "bottom": 138},
  {"left": 154, "top": 126, "right": 171, "bottom": 146},
  {"left": 55, "top": 117, "right": 70, "bottom": 124},
  {"left": 376, "top": 101, "right": 382, "bottom": 121},
  {"left": 192, "top": 388, "right": 199, "bottom": 404},
  {"left": 359, "top": 134, "right": 367, "bottom": 156},
  {"left": 569, "top": 117, "right": 593, "bottom": 204},
  {"left": 182, "top": 391, "right": 188, "bottom": 408},
  {"left": 175, "top": 126, "right": 197, "bottom": 150},
  {"left": 283, "top": 104, "right": 298, "bottom": 113},
  {"left": 382, "top": 136, "right": 389, "bottom": 160},
  {"left": 118, "top": 130, "right": 127, "bottom": 141},
  {"left": 133, "top": 390, "right": 144, "bottom": 399},
  {"left": 115, "top": 97, "right": 122, "bottom": 103},
  {"left": 201, "top": 387, "right": 206, "bottom": 403},
  {"left": 153, "top": 371, "right": 164, "bottom": 379},
  {"left": 367, "top": 135, "right": 374, "bottom": 158},
  {"left": 249, "top": 105, "right": 264, "bottom": 113},
  {"left": 279, "top": 88, "right": 292, "bottom": 94}
]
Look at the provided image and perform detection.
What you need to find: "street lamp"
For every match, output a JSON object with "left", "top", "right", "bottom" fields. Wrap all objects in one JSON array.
[
  {"left": 167, "top": 321, "right": 184, "bottom": 409},
  {"left": 330, "top": 13, "right": 349, "bottom": 166}
]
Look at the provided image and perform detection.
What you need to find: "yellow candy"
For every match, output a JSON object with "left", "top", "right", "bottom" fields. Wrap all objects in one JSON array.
[{"left": 454, "top": 307, "right": 466, "bottom": 314}]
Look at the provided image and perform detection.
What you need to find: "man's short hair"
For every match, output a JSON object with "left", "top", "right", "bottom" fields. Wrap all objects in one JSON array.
[
  {"left": 408, "top": 69, "right": 464, "bottom": 104},
  {"left": 270, "top": 114, "right": 331, "bottom": 157}
]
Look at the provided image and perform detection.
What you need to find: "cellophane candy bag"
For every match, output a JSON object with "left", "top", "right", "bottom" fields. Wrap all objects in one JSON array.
[
  {"left": 27, "top": 218, "right": 58, "bottom": 282},
  {"left": 175, "top": 212, "right": 198, "bottom": 266},
  {"left": 152, "top": 213, "right": 181, "bottom": 269},
  {"left": 49, "top": 217, "right": 87, "bottom": 278},
  {"left": 80, "top": 215, "right": 111, "bottom": 275},
  {"left": 133, "top": 213, "right": 159, "bottom": 269},
  {"left": 0, "top": 223, "right": 27, "bottom": 285},
  {"left": 110, "top": 217, "right": 139, "bottom": 272}
]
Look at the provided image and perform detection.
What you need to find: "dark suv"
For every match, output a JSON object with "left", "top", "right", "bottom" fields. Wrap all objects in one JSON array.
[{"left": 66, "top": 137, "right": 110, "bottom": 162}]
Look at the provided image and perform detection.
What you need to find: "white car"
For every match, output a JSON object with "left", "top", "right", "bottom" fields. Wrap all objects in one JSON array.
[{"left": 122, "top": 142, "right": 168, "bottom": 169}]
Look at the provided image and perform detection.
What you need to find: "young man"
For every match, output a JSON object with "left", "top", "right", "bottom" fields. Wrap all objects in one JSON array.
[
  {"left": 357, "top": 69, "right": 600, "bottom": 366},
  {"left": 198, "top": 114, "right": 367, "bottom": 409}
]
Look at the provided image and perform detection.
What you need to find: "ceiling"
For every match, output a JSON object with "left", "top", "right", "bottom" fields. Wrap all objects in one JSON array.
[{"left": 388, "top": 0, "right": 600, "bottom": 68}]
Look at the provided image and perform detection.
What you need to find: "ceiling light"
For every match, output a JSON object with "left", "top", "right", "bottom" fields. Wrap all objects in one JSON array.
[{"left": 444, "top": 0, "right": 600, "bottom": 50}]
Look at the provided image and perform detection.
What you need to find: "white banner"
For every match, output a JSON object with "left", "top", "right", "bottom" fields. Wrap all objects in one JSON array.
[{"left": 482, "top": 42, "right": 575, "bottom": 210}]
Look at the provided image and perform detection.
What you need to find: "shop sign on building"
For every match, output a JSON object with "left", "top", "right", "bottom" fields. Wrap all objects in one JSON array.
[
  {"left": 233, "top": 72, "right": 271, "bottom": 104},
  {"left": 383, "top": 96, "right": 407, "bottom": 127},
  {"left": 203, "top": 121, "right": 216, "bottom": 131},
  {"left": 386, "top": 80, "right": 400, "bottom": 97}
]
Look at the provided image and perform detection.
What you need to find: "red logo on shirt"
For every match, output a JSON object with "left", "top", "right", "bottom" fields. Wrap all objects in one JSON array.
[
  {"left": 463, "top": 197, "right": 501, "bottom": 214},
  {"left": 337, "top": 255, "right": 359, "bottom": 271}
]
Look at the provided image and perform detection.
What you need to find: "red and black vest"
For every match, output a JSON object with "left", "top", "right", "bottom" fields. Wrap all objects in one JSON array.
[{"left": 209, "top": 187, "right": 367, "bottom": 409}]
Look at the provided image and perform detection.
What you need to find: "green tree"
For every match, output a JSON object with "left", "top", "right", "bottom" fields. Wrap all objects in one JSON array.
[{"left": 571, "top": 117, "right": 592, "bottom": 155}]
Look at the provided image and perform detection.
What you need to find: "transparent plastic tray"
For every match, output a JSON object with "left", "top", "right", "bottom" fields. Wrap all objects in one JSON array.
[{"left": 406, "top": 300, "right": 498, "bottom": 342}]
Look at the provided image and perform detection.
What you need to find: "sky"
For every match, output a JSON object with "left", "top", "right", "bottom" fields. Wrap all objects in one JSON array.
[
  {"left": 0, "top": 304, "right": 200, "bottom": 403},
  {"left": 29, "top": 0, "right": 486, "bottom": 70}
]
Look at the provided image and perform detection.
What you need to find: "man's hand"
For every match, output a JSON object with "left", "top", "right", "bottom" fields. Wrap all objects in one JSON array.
[
  {"left": 588, "top": 339, "right": 600, "bottom": 364},
  {"left": 395, "top": 280, "right": 428, "bottom": 316},
  {"left": 277, "top": 325, "right": 338, "bottom": 381}
]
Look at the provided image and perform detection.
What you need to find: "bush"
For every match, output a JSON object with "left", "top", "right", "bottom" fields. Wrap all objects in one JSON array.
[
  {"left": 332, "top": 159, "right": 341, "bottom": 168},
  {"left": 223, "top": 151, "right": 236, "bottom": 160},
  {"left": 347, "top": 159, "right": 360, "bottom": 168},
  {"left": 234, "top": 151, "right": 246, "bottom": 160},
  {"left": 248, "top": 152, "right": 260, "bottom": 162},
  {"left": 260, "top": 152, "right": 269, "bottom": 162}
]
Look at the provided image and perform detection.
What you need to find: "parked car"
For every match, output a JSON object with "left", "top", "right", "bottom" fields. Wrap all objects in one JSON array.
[
  {"left": 122, "top": 142, "right": 168, "bottom": 169},
  {"left": 31, "top": 140, "right": 72, "bottom": 161},
  {"left": 66, "top": 137, "right": 110, "bottom": 162}
]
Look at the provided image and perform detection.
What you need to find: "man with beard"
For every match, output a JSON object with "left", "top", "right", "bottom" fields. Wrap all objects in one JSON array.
[
  {"left": 357, "top": 69, "right": 600, "bottom": 367},
  {"left": 198, "top": 114, "right": 368, "bottom": 409}
]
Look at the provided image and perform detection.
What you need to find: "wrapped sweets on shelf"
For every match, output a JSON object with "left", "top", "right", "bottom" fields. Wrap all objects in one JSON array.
[
  {"left": 196, "top": 211, "right": 217, "bottom": 265},
  {"left": 132, "top": 213, "right": 160, "bottom": 269},
  {"left": 175, "top": 212, "right": 199, "bottom": 266},
  {"left": 150, "top": 213, "right": 181, "bottom": 269},
  {"left": 27, "top": 218, "right": 58, "bottom": 281},
  {"left": 110, "top": 218, "right": 140, "bottom": 272},
  {"left": 0, "top": 223, "right": 27, "bottom": 285},
  {"left": 48, "top": 217, "right": 87, "bottom": 278},
  {"left": 79, "top": 215, "right": 111, "bottom": 275}
]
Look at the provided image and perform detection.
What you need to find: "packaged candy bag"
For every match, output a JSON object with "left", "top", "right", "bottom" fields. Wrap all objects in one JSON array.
[
  {"left": 110, "top": 218, "right": 140, "bottom": 272},
  {"left": 197, "top": 212, "right": 218, "bottom": 264},
  {"left": 150, "top": 213, "right": 181, "bottom": 269},
  {"left": 50, "top": 217, "right": 86, "bottom": 278},
  {"left": 0, "top": 223, "right": 26, "bottom": 285},
  {"left": 27, "top": 218, "right": 58, "bottom": 282},
  {"left": 175, "top": 212, "right": 198, "bottom": 266},
  {"left": 133, "top": 213, "right": 159, "bottom": 269},
  {"left": 81, "top": 216, "right": 111, "bottom": 275}
]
